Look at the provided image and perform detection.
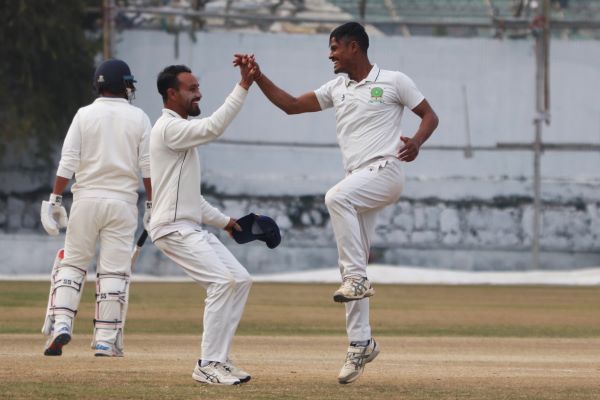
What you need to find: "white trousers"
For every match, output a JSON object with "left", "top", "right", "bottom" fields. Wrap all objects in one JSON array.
[
  {"left": 61, "top": 198, "right": 137, "bottom": 344},
  {"left": 325, "top": 158, "right": 404, "bottom": 342},
  {"left": 63, "top": 198, "right": 137, "bottom": 274},
  {"left": 154, "top": 229, "right": 252, "bottom": 363}
]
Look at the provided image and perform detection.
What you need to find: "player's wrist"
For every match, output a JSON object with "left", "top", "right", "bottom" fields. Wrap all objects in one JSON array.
[
  {"left": 239, "top": 80, "right": 252, "bottom": 90},
  {"left": 49, "top": 193, "right": 62, "bottom": 205}
]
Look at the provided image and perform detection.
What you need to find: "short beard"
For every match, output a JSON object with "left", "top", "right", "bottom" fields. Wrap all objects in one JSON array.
[{"left": 188, "top": 105, "right": 201, "bottom": 117}]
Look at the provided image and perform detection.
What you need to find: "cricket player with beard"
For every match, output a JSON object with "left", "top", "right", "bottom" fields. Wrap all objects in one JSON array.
[
  {"left": 148, "top": 61, "right": 256, "bottom": 385},
  {"left": 41, "top": 59, "right": 152, "bottom": 357},
  {"left": 235, "top": 22, "right": 439, "bottom": 383}
]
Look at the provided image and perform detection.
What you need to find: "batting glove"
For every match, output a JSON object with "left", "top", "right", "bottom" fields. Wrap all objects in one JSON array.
[{"left": 40, "top": 193, "right": 68, "bottom": 236}]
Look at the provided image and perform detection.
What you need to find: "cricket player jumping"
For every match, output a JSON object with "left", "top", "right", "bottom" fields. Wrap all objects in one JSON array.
[
  {"left": 236, "top": 22, "right": 439, "bottom": 383},
  {"left": 148, "top": 62, "right": 256, "bottom": 385},
  {"left": 40, "top": 59, "right": 152, "bottom": 357}
]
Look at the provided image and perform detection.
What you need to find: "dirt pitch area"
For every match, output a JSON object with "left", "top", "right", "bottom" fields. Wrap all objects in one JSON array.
[{"left": 1, "top": 334, "right": 599, "bottom": 399}]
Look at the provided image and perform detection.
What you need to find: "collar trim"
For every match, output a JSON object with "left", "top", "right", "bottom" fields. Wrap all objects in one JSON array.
[
  {"left": 344, "top": 64, "right": 380, "bottom": 87},
  {"left": 163, "top": 108, "right": 183, "bottom": 118}
]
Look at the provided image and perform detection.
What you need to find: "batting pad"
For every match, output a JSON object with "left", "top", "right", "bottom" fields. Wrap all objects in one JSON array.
[
  {"left": 92, "top": 273, "right": 130, "bottom": 353},
  {"left": 42, "top": 251, "right": 86, "bottom": 336}
]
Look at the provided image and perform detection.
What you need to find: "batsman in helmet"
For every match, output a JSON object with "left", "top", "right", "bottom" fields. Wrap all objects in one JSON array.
[{"left": 40, "top": 58, "right": 152, "bottom": 357}]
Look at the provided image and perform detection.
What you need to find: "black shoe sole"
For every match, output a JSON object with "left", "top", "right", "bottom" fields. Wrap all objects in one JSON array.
[
  {"left": 333, "top": 294, "right": 369, "bottom": 303},
  {"left": 333, "top": 290, "right": 375, "bottom": 303},
  {"left": 44, "top": 333, "right": 71, "bottom": 356},
  {"left": 333, "top": 294, "right": 352, "bottom": 303}
]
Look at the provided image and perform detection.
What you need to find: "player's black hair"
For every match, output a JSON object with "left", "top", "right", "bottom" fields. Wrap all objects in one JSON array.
[
  {"left": 330, "top": 22, "right": 369, "bottom": 53},
  {"left": 157, "top": 65, "right": 192, "bottom": 102}
]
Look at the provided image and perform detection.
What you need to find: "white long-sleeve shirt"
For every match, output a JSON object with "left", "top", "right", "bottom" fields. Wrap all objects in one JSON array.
[
  {"left": 148, "top": 84, "right": 247, "bottom": 241},
  {"left": 57, "top": 97, "right": 151, "bottom": 204}
]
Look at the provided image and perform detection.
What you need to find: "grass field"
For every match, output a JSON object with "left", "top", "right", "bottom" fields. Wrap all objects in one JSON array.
[{"left": 1, "top": 281, "right": 599, "bottom": 399}]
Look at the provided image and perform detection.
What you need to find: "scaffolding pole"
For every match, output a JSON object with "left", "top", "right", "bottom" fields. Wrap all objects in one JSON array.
[{"left": 532, "top": 0, "right": 550, "bottom": 270}]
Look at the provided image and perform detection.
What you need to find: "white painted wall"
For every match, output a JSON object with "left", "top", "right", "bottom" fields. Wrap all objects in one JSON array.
[
  {"left": 2, "top": 32, "right": 599, "bottom": 276},
  {"left": 118, "top": 31, "right": 600, "bottom": 198}
]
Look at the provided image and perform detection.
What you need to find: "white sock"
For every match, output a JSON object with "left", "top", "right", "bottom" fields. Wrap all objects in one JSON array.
[{"left": 350, "top": 339, "right": 370, "bottom": 347}]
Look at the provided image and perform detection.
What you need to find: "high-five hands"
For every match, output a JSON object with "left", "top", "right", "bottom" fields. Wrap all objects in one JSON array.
[
  {"left": 233, "top": 54, "right": 262, "bottom": 89},
  {"left": 233, "top": 54, "right": 260, "bottom": 90}
]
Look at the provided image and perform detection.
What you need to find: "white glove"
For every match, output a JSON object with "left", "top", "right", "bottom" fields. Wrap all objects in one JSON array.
[
  {"left": 40, "top": 194, "right": 68, "bottom": 236},
  {"left": 143, "top": 201, "right": 152, "bottom": 230}
]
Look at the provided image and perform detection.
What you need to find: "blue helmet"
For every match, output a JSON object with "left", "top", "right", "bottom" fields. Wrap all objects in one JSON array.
[{"left": 94, "top": 58, "right": 136, "bottom": 96}]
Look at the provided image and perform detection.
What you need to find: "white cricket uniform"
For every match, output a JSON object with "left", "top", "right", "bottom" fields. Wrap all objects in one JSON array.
[
  {"left": 58, "top": 97, "right": 151, "bottom": 271},
  {"left": 149, "top": 84, "right": 252, "bottom": 363},
  {"left": 56, "top": 97, "right": 151, "bottom": 345},
  {"left": 314, "top": 64, "right": 425, "bottom": 342}
]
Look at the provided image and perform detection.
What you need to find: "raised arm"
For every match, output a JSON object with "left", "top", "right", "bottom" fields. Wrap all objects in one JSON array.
[
  {"left": 163, "top": 84, "right": 248, "bottom": 151},
  {"left": 234, "top": 54, "right": 321, "bottom": 115}
]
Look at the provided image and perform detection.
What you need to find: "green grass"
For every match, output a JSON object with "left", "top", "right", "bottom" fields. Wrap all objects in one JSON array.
[{"left": 1, "top": 281, "right": 600, "bottom": 338}]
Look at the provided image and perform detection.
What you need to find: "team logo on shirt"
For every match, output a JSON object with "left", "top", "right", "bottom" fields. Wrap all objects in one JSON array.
[{"left": 369, "top": 87, "right": 384, "bottom": 103}]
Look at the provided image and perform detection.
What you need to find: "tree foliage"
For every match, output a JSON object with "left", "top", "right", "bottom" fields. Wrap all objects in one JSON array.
[{"left": 0, "top": 0, "right": 100, "bottom": 165}]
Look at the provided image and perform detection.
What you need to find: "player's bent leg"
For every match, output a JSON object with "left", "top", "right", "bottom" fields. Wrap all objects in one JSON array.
[
  {"left": 337, "top": 338, "right": 379, "bottom": 384},
  {"left": 207, "top": 234, "right": 253, "bottom": 354},
  {"left": 154, "top": 231, "right": 246, "bottom": 373},
  {"left": 94, "top": 200, "right": 137, "bottom": 357},
  {"left": 201, "top": 274, "right": 237, "bottom": 361},
  {"left": 42, "top": 256, "right": 86, "bottom": 356},
  {"left": 203, "top": 233, "right": 253, "bottom": 381},
  {"left": 325, "top": 185, "right": 366, "bottom": 277},
  {"left": 92, "top": 272, "right": 129, "bottom": 357}
]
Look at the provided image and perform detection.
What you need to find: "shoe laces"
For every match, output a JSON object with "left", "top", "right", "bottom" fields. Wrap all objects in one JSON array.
[
  {"left": 223, "top": 359, "right": 239, "bottom": 372},
  {"left": 342, "top": 276, "right": 369, "bottom": 294},
  {"left": 222, "top": 363, "right": 233, "bottom": 373},
  {"left": 344, "top": 346, "right": 368, "bottom": 369},
  {"left": 209, "top": 361, "right": 232, "bottom": 376}
]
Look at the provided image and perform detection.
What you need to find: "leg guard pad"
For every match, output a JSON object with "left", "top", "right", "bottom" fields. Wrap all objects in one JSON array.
[
  {"left": 92, "top": 273, "right": 129, "bottom": 354},
  {"left": 42, "top": 250, "right": 86, "bottom": 336}
]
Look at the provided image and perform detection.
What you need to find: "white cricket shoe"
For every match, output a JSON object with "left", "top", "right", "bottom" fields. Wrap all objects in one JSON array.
[
  {"left": 224, "top": 358, "right": 251, "bottom": 383},
  {"left": 94, "top": 342, "right": 124, "bottom": 357},
  {"left": 43, "top": 325, "right": 71, "bottom": 356},
  {"left": 333, "top": 276, "right": 375, "bottom": 302},
  {"left": 192, "top": 361, "right": 241, "bottom": 385},
  {"left": 337, "top": 338, "right": 380, "bottom": 384}
]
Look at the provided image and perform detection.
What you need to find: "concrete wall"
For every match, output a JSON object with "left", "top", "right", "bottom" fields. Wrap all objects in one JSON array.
[{"left": 1, "top": 31, "right": 599, "bottom": 275}]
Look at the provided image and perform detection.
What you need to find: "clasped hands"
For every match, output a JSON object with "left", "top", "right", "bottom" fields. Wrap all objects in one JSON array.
[{"left": 232, "top": 54, "right": 262, "bottom": 89}]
